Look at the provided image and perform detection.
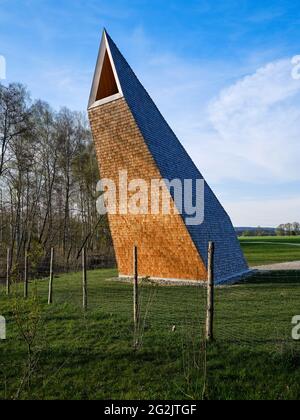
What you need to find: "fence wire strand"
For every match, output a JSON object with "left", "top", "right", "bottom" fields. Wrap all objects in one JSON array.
[{"left": 1, "top": 247, "right": 299, "bottom": 352}]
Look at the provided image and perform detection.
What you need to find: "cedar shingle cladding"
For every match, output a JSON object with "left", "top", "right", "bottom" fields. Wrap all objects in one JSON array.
[
  {"left": 104, "top": 33, "right": 249, "bottom": 284},
  {"left": 88, "top": 31, "right": 249, "bottom": 284},
  {"left": 89, "top": 98, "right": 207, "bottom": 280}
]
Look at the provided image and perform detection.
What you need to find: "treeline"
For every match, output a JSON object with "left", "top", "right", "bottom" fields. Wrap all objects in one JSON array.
[
  {"left": 238, "top": 227, "right": 275, "bottom": 237},
  {"left": 240, "top": 223, "right": 300, "bottom": 237},
  {"left": 0, "top": 82, "right": 115, "bottom": 275},
  {"left": 276, "top": 223, "right": 300, "bottom": 236}
]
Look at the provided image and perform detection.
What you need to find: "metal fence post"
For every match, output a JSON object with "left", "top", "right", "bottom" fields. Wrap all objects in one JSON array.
[
  {"left": 82, "top": 247, "right": 88, "bottom": 311},
  {"left": 133, "top": 246, "right": 139, "bottom": 331},
  {"left": 206, "top": 242, "right": 215, "bottom": 342},
  {"left": 24, "top": 252, "right": 29, "bottom": 299},
  {"left": 48, "top": 248, "right": 54, "bottom": 305},
  {"left": 6, "top": 248, "right": 11, "bottom": 296}
]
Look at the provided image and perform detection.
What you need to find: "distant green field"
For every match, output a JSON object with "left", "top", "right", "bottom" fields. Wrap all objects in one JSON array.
[
  {"left": 0, "top": 268, "right": 300, "bottom": 400},
  {"left": 240, "top": 236, "right": 300, "bottom": 266}
]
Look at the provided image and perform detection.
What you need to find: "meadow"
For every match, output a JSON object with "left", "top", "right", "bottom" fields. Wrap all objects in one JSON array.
[
  {"left": 0, "top": 257, "right": 300, "bottom": 400},
  {"left": 240, "top": 236, "right": 300, "bottom": 266}
]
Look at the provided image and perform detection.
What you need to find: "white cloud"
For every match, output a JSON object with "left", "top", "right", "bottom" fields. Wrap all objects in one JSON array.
[
  {"left": 139, "top": 49, "right": 300, "bottom": 225},
  {"left": 122, "top": 32, "right": 300, "bottom": 225},
  {"left": 135, "top": 35, "right": 300, "bottom": 186},
  {"left": 21, "top": 62, "right": 91, "bottom": 111},
  {"left": 205, "top": 58, "right": 300, "bottom": 183}
]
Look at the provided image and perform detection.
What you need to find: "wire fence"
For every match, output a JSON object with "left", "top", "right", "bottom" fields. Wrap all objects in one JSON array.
[
  {"left": 1, "top": 245, "right": 299, "bottom": 352},
  {"left": 215, "top": 269, "right": 300, "bottom": 350},
  {"left": 1, "top": 244, "right": 300, "bottom": 401},
  {"left": 0, "top": 247, "right": 116, "bottom": 285}
]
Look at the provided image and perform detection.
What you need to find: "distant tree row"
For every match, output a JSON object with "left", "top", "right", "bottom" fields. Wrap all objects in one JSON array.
[
  {"left": 0, "top": 82, "right": 115, "bottom": 273},
  {"left": 240, "top": 227, "right": 275, "bottom": 237},
  {"left": 276, "top": 223, "right": 300, "bottom": 236},
  {"left": 240, "top": 223, "right": 300, "bottom": 237}
]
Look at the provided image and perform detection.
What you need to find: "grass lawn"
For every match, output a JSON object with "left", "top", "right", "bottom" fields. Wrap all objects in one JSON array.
[
  {"left": 240, "top": 236, "right": 300, "bottom": 266},
  {"left": 0, "top": 268, "right": 300, "bottom": 400}
]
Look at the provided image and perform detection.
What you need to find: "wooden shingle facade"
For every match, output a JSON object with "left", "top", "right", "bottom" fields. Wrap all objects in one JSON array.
[{"left": 88, "top": 31, "right": 249, "bottom": 284}]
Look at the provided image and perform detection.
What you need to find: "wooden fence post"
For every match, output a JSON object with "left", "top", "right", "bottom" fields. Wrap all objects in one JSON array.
[
  {"left": 24, "top": 252, "right": 29, "bottom": 299},
  {"left": 48, "top": 248, "right": 54, "bottom": 305},
  {"left": 6, "top": 248, "right": 11, "bottom": 296},
  {"left": 206, "top": 242, "right": 215, "bottom": 342},
  {"left": 82, "top": 247, "right": 87, "bottom": 311},
  {"left": 133, "top": 246, "right": 139, "bottom": 331}
]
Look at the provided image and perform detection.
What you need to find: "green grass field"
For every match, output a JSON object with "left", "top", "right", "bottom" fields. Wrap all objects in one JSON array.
[
  {"left": 0, "top": 264, "right": 300, "bottom": 400},
  {"left": 240, "top": 236, "right": 300, "bottom": 266}
]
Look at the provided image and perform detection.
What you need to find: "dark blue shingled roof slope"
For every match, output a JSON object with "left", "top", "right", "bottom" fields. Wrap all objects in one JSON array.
[{"left": 106, "top": 32, "right": 249, "bottom": 284}]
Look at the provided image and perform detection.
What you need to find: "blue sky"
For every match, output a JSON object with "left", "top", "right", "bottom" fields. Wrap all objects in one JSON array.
[{"left": 1, "top": 0, "right": 300, "bottom": 226}]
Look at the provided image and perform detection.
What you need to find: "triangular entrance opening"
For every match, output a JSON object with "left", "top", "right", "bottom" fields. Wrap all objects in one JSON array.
[
  {"left": 96, "top": 51, "right": 119, "bottom": 101},
  {"left": 88, "top": 30, "right": 123, "bottom": 109}
]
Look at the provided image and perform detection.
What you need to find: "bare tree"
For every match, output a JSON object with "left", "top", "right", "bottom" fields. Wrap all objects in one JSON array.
[
  {"left": 0, "top": 83, "right": 115, "bottom": 280},
  {"left": 0, "top": 83, "right": 31, "bottom": 178}
]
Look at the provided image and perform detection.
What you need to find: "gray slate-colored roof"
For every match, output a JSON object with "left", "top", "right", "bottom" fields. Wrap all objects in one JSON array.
[{"left": 106, "top": 32, "right": 249, "bottom": 283}]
